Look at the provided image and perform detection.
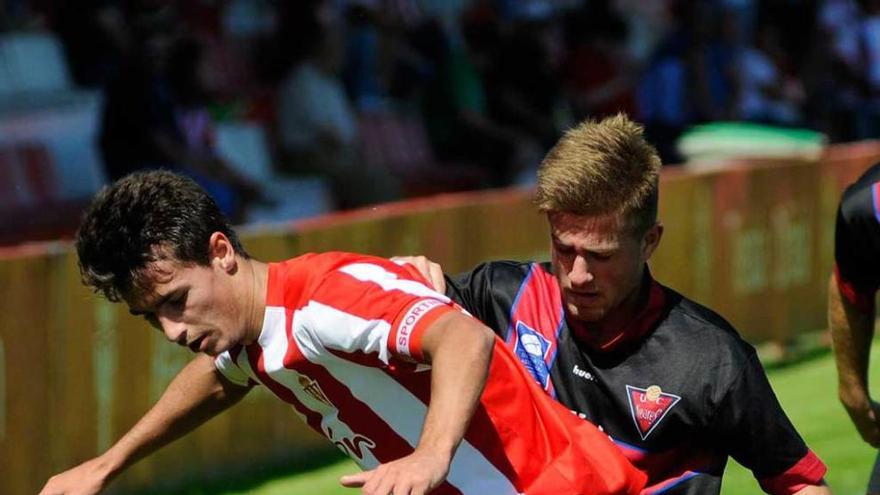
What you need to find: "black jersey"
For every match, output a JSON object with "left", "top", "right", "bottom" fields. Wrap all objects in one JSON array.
[
  {"left": 447, "top": 261, "right": 826, "bottom": 495},
  {"left": 835, "top": 162, "right": 880, "bottom": 313}
]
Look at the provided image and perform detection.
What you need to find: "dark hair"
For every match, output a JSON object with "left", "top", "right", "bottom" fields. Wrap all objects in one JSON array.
[{"left": 76, "top": 170, "right": 249, "bottom": 302}]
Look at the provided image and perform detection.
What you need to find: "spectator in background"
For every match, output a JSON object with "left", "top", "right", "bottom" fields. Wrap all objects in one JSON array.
[
  {"left": 275, "top": 0, "right": 399, "bottom": 208},
  {"left": 858, "top": 0, "right": 880, "bottom": 139},
  {"left": 689, "top": 3, "right": 740, "bottom": 122},
  {"left": 561, "top": 1, "right": 637, "bottom": 120},
  {"left": 418, "top": 13, "right": 540, "bottom": 186},
  {"left": 486, "top": 4, "right": 570, "bottom": 150},
  {"left": 53, "top": 0, "right": 132, "bottom": 88},
  {"left": 636, "top": 5, "right": 691, "bottom": 164},
  {"left": 99, "top": 8, "right": 260, "bottom": 222},
  {"left": 812, "top": 0, "right": 863, "bottom": 140},
  {"left": 342, "top": 1, "right": 388, "bottom": 111},
  {"left": 737, "top": 21, "right": 804, "bottom": 125}
]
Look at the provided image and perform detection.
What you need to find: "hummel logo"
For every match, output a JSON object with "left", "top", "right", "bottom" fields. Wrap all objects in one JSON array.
[{"left": 572, "top": 364, "right": 595, "bottom": 382}]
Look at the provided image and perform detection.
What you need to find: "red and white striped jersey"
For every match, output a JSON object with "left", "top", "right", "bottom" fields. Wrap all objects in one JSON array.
[{"left": 215, "top": 252, "right": 646, "bottom": 495}]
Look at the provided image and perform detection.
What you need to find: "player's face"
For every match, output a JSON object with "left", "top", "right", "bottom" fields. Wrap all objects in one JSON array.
[
  {"left": 549, "top": 211, "right": 661, "bottom": 327},
  {"left": 126, "top": 245, "right": 249, "bottom": 357}
]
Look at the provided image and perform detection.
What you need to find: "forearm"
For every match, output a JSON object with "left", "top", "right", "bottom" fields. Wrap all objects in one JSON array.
[
  {"left": 418, "top": 313, "right": 494, "bottom": 460},
  {"left": 100, "top": 354, "right": 250, "bottom": 479},
  {"left": 792, "top": 483, "right": 832, "bottom": 494},
  {"left": 829, "top": 274, "right": 876, "bottom": 405}
]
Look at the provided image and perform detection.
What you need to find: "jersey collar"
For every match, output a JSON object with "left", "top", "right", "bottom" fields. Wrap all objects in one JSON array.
[{"left": 570, "top": 267, "right": 667, "bottom": 353}]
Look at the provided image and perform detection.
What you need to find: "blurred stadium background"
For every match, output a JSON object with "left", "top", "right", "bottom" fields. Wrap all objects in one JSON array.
[{"left": 4, "top": 0, "right": 880, "bottom": 493}]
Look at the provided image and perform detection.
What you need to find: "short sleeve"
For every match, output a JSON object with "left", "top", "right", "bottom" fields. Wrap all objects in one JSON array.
[
  {"left": 446, "top": 262, "right": 501, "bottom": 334},
  {"left": 835, "top": 199, "right": 880, "bottom": 312},
  {"left": 214, "top": 350, "right": 252, "bottom": 387},
  {"left": 302, "top": 260, "right": 464, "bottom": 365},
  {"left": 712, "top": 353, "right": 826, "bottom": 494},
  {"left": 833, "top": 167, "right": 880, "bottom": 312}
]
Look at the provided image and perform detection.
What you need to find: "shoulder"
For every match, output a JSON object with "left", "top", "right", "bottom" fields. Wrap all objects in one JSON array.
[
  {"left": 455, "top": 260, "right": 536, "bottom": 286},
  {"left": 659, "top": 287, "right": 757, "bottom": 377},
  {"left": 839, "top": 162, "right": 880, "bottom": 224}
]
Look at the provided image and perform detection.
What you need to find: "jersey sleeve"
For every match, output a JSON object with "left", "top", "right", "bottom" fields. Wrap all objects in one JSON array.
[
  {"left": 711, "top": 352, "right": 826, "bottom": 494},
  {"left": 834, "top": 179, "right": 880, "bottom": 313},
  {"left": 302, "top": 260, "right": 464, "bottom": 365},
  {"left": 446, "top": 262, "right": 504, "bottom": 336},
  {"left": 214, "top": 349, "right": 252, "bottom": 387}
]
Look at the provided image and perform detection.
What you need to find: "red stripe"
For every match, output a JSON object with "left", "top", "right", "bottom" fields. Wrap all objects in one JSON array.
[
  {"left": 389, "top": 303, "right": 455, "bottom": 362},
  {"left": 278, "top": 307, "right": 459, "bottom": 490},
  {"left": 245, "top": 344, "right": 325, "bottom": 435},
  {"left": 310, "top": 269, "right": 414, "bottom": 323},
  {"left": 513, "top": 264, "right": 564, "bottom": 342},
  {"left": 384, "top": 338, "right": 647, "bottom": 494},
  {"left": 383, "top": 356, "right": 521, "bottom": 491},
  {"left": 508, "top": 265, "right": 564, "bottom": 395},
  {"left": 758, "top": 450, "right": 827, "bottom": 495},
  {"left": 833, "top": 263, "right": 876, "bottom": 313}
]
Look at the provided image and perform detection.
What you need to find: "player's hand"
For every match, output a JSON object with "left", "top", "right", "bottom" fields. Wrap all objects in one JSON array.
[
  {"left": 842, "top": 396, "right": 880, "bottom": 447},
  {"left": 38, "top": 456, "right": 113, "bottom": 495},
  {"left": 391, "top": 256, "right": 446, "bottom": 293},
  {"left": 338, "top": 449, "right": 450, "bottom": 495}
]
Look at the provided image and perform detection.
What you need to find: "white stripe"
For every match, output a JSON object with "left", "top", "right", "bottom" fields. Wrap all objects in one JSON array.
[
  {"left": 258, "top": 307, "right": 381, "bottom": 469},
  {"left": 297, "top": 300, "right": 393, "bottom": 363},
  {"left": 297, "top": 302, "right": 520, "bottom": 494},
  {"left": 214, "top": 350, "right": 251, "bottom": 387},
  {"left": 339, "top": 263, "right": 451, "bottom": 302}
]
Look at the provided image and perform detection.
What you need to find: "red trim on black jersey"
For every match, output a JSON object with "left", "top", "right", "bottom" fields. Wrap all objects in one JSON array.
[
  {"left": 758, "top": 450, "right": 827, "bottom": 495},
  {"left": 506, "top": 263, "right": 564, "bottom": 396},
  {"left": 833, "top": 263, "right": 876, "bottom": 314}
]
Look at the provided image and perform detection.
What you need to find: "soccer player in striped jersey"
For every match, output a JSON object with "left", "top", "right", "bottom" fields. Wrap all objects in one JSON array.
[{"left": 39, "top": 171, "right": 646, "bottom": 495}]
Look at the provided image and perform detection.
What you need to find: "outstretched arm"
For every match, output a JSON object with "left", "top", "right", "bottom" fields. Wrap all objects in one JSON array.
[
  {"left": 340, "top": 311, "right": 495, "bottom": 495},
  {"left": 39, "top": 353, "right": 252, "bottom": 495},
  {"left": 829, "top": 273, "right": 880, "bottom": 447}
]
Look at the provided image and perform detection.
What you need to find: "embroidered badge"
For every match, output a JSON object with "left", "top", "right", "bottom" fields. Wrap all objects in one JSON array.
[
  {"left": 513, "top": 321, "right": 553, "bottom": 390},
  {"left": 299, "top": 375, "right": 334, "bottom": 407},
  {"left": 625, "top": 384, "right": 681, "bottom": 440}
]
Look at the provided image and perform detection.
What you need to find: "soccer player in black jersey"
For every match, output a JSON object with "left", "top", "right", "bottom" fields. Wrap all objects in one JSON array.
[
  {"left": 830, "top": 162, "right": 880, "bottom": 494},
  {"left": 401, "top": 114, "right": 829, "bottom": 494}
]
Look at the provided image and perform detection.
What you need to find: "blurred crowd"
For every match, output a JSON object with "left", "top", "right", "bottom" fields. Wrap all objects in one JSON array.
[{"left": 1, "top": 0, "right": 879, "bottom": 221}]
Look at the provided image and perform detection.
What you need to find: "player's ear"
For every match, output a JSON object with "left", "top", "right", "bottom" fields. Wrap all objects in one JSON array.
[
  {"left": 641, "top": 222, "right": 663, "bottom": 261},
  {"left": 208, "top": 232, "right": 237, "bottom": 273}
]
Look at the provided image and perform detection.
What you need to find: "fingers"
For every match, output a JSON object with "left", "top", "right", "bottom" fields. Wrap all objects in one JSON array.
[
  {"left": 390, "top": 256, "right": 446, "bottom": 292},
  {"left": 342, "top": 467, "right": 428, "bottom": 495},
  {"left": 427, "top": 262, "right": 446, "bottom": 293},
  {"left": 339, "top": 470, "right": 370, "bottom": 487}
]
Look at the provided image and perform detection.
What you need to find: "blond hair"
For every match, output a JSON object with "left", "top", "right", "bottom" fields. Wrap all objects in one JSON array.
[{"left": 535, "top": 113, "right": 661, "bottom": 234}]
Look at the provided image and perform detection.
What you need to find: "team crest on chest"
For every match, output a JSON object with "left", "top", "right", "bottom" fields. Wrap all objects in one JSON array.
[
  {"left": 625, "top": 384, "right": 681, "bottom": 440},
  {"left": 299, "top": 375, "right": 334, "bottom": 407},
  {"left": 513, "top": 321, "right": 553, "bottom": 389}
]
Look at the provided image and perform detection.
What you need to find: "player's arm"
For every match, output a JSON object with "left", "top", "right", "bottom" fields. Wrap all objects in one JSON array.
[
  {"left": 392, "top": 256, "right": 500, "bottom": 331},
  {"left": 829, "top": 272, "right": 880, "bottom": 447},
  {"left": 715, "top": 352, "right": 828, "bottom": 494},
  {"left": 39, "top": 353, "right": 252, "bottom": 495},
  {"left": 340, "top": 311, "right": 495, "bottom": 495}
]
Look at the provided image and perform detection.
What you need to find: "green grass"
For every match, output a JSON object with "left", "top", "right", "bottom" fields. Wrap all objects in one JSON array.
[{"left": 202, "top": 342, "right": 879, "bottom": 495}]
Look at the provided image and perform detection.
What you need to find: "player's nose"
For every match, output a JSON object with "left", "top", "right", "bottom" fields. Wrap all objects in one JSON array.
[
  {"left": 569, "top": 256, "right": 594, "bottom": 286},
  {"left": 158, "top": 315, "right": 187, "bottom": 345}
]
